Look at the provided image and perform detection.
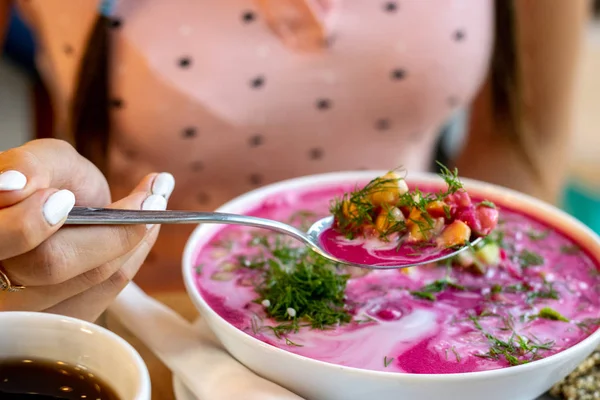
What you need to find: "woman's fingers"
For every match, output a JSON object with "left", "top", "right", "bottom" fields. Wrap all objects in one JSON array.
[
  {"left": 2, "top": 172, "right": 173, "bottom": 287},
  {"left": 0, "top": 223, "right": 160, "bottom": 313},
  {"left": 41, "top": 226, "right": 159, "bottom": 322},
  {"left": 0, "top": 188, "right": 76, "bottom": 260},
  {"left": 0, "top": 139, "right": 110, "bottom": 209}
]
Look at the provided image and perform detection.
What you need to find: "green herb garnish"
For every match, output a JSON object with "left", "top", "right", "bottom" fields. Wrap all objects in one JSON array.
[
  {"left": 560, "top": 245, "right": 580, "bottom": 255},
  {"left": 410, "top": 275, "right": 465, "bottom": 301},
  {"left": 451, "top": 346, "right": 461, "bottom": 362},
  {"left": 241, "top": 236, "right": 352, "bottom": 337},
  {"left": 481, "top": 200, "right": 496, "bottom": 209},
  {"left": 537, "top": 307, "right": 569, "bottom": 322},
  {"left": 194, "top": 264, "right": 204, "bottom": 274},
  {"left": 526, "top": 281, "right": 559, "bottom": 303},
  {"left": 527, "top": 229, "right": 550, "bottom": 241},
  {"left": 435, "top": 161, "right": 464, "bottom": 195},
  {"left": 469, "top": 314, "right": 554, "bottom": 365},
  {"left": 518, "top": 250, "right": 544, "bottom": 268},
  {"left": 575, "top": 318, "right": 600, "bottom": 333},
  {"left": 384, "top": 356, "right": 394, "bottom": 367},
  {"left": 410, "top": 291, "right": 436, "bottom": 301}
]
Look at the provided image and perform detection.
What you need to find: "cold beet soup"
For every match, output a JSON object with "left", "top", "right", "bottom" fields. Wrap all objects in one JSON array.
[{"left": 191, "top": 172, "right": 600, "bottom": 374}]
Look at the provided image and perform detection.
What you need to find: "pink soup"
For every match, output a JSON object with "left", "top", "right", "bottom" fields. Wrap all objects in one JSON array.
[{"left": 191, "top": 183, "right": 600, "bottom": 374}]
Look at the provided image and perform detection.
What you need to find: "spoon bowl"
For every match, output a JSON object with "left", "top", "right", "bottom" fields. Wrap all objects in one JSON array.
[{"left": 66, "top": 207, "right": 479, "bottom": 269}]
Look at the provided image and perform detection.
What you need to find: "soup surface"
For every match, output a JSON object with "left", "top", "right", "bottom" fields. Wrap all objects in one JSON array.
[{"left": 192, "top": 183, "right": 600, "bottom": 374}]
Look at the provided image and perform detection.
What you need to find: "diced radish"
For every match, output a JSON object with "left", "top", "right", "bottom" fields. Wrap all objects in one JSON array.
[
  {"left": 445, "top": 191, "right": 472, "bottom": 208},
  {"left": 475, "top": 204, "right": 499, "bottom": 235},
  {"left": 455, "top": 207, "right": 481, "bottom": 234}
]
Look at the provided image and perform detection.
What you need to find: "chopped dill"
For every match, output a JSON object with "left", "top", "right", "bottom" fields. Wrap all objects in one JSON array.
[
  {"left": 410, "top": 291, "right": 436, "bottom": 301},
  {"left": 526, "top": 281, "right": 559, "bottom": 303},
  {"left": 527, "top": 229, "right": 550, "bottom": 241},
  {"left": 560, "top": 245, "right": 580, "bottom": 255},
  {"left": 384, "top": 356, "right": 394, "bottom": 367},
  {"left": 435, "top": 161, "right": 464, "bottom": 195},
  {"left": 240, "top": 235, "right": 352, "bottom": 337},
  {"left": 496, "top": 280, "right": 559, "bottom": 303},
  {"left": 451, "top": 346, "right": 461, "bottom": 362},
  {"left": 537, "top": 307, "right": 569, "bottom": 322},
  {"left": 469, "top": 314, "right": 554, "bottom": 365},
  {"left": 575, "top": 318, "right": 600, "bottom": 333},
  {"left": 285, "top": 337, "right": 303, "bottom": 347},
  {"left": 480, "top": 200, "right": 496, "bottom": 209},
  {"left": 517, "top": 250, "right": 544, "bottom": 268},
  {"left": 410, "top": 271, "right": 465, "bottom": 301},
  {"left": 354, "top": 316, "right": 376, "bottom": 324}
]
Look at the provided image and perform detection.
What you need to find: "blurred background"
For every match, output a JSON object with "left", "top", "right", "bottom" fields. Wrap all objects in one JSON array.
[{"left": 1, "top": 2, "right": 599, "bottom": 233}]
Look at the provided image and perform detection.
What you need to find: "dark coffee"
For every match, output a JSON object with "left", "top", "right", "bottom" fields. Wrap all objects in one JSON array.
[{"left": 0, "top": 358, "right": 121, "bottom": 400}]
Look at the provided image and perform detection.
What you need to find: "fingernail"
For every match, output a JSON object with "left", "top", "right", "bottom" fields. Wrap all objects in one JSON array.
[
  {"left": 142, "top": 194, "right": 167, "bottom": 229},
  {"left": 0, "top": 170, "right": 27, "bottom": 191},
  {"left": 43, "top": 190, "right": 76, "bottom": 226},
  {"left": 151, "top": 172, "right": 175, "bottom": 199}
]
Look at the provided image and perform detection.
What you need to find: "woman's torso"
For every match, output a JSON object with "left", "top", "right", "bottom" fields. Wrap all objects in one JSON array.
[{"left": 17, "top": 0, "right": 493, "bottom": 290}]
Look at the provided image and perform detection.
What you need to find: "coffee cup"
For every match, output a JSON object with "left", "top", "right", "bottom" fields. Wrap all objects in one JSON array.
[{"left": 0, "top": 311, "right": 150, "bottom": 399}]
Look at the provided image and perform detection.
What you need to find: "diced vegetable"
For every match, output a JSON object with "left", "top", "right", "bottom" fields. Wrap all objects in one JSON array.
[{"left": 437, "top": 221, "right": 471, "bottom": 247}]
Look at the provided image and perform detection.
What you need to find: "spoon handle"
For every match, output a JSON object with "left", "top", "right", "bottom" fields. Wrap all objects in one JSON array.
[{"left": 65, "top": 206, "right": 311, "bottom": 242}]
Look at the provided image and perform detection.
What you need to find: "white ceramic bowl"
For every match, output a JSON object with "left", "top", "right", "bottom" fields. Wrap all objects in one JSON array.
[
  {"left": 182, "top": 171, "right": 600, "bottom": 400},
  {"left": 0, "top": 312, "right": 151, "bottom": 400}
]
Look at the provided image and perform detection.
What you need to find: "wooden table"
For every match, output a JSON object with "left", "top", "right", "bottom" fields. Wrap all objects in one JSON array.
[{"left": 104, "top": 290, "right": 199, "bottom": 400}]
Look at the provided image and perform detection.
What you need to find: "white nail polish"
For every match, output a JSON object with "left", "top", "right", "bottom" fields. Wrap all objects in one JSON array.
[
  {"left": 142, "top": 194, "right": 167, "bottom": 228},
  {"left": 0, "top": 170, "right": 27, "bottom": 191},
  {"left": 43, "top": 190, "right": 76, "bottom": 226},
  {"left": 151, "top": 173, "right": 175, "bottom": 199}
]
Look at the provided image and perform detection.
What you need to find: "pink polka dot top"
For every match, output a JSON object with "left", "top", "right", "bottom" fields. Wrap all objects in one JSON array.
[{"left": 17, "top": 0, "right": 493, "bottom": 212}]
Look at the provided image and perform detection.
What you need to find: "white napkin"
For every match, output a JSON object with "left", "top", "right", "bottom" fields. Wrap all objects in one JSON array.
[{"left": 108, "top": 283, "right": 304, "bottom": 400}]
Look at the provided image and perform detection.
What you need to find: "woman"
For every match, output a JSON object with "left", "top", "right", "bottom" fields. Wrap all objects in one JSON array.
[{"left": 0, "top": 0, "right": 589, "bottom": 322}]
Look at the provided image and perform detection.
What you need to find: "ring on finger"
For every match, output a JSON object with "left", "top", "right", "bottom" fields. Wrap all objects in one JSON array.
[{"left": 0, "top": 265, "right": 25, "bottom": 292}]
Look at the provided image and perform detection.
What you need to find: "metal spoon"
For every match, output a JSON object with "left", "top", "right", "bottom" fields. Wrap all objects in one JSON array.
[{"left": 65, "top": 207, "right": 480, "bottom": 269}]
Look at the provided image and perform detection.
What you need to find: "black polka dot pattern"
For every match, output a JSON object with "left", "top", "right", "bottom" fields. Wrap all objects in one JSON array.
[
  {"left": 197, "top": 192, "right": 211, "bottom": 204},
  {"left": 250, "top": 76, "right": 265, "bottom": 89},
  {"left": 183, "top": 127, "right": 197, "bottom": 138},
  {"left": 249, "top": 173, "right": 263, "bottom": 185},
  {"left": 391, "top": 68, "right": 406, "bottom": 80},
  {"left": 178, "top": 57, "right": 192, "bottom": 68},
  {"left": 375, "top": 119, "right": 391, "bottom": 131},
  {"left": 384, "top": 2, "right": 398, "bottom": 12},
  {"left": 309, "top": 148, "right": 324, "bottom": 160},
  {"left": 110, "top": 99, "right": 124, "bottom": 108},
  {"left": 454, "top": 30, "right": 465, "bottom": 41},
  {"left": 191, "top": 161, "right": 204, "bottom": 172},
  {"left": 249, "top": 135, "right": 264, "bottom": 147},
  {"left": 110, "top": 18, "right": 122, "bottom": 29},
  {"left": 242, "top": 11, "right": 256, "bottom": 23},
  {"left": 316, "top": 99, "right": 332, "bottom": 110}
]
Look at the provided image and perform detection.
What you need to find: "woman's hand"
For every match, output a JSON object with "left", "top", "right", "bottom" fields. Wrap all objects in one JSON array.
[{"left": 0, "top": 139, "right": 175, "bottom": 322}]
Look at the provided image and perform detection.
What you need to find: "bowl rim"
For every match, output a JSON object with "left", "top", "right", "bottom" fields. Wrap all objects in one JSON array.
[
  {"left": 182, "top": 170, "right": 600, "bottom": 381},
  {"left": 0, "top": 311, "right": 151, "bottom": 396}
]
